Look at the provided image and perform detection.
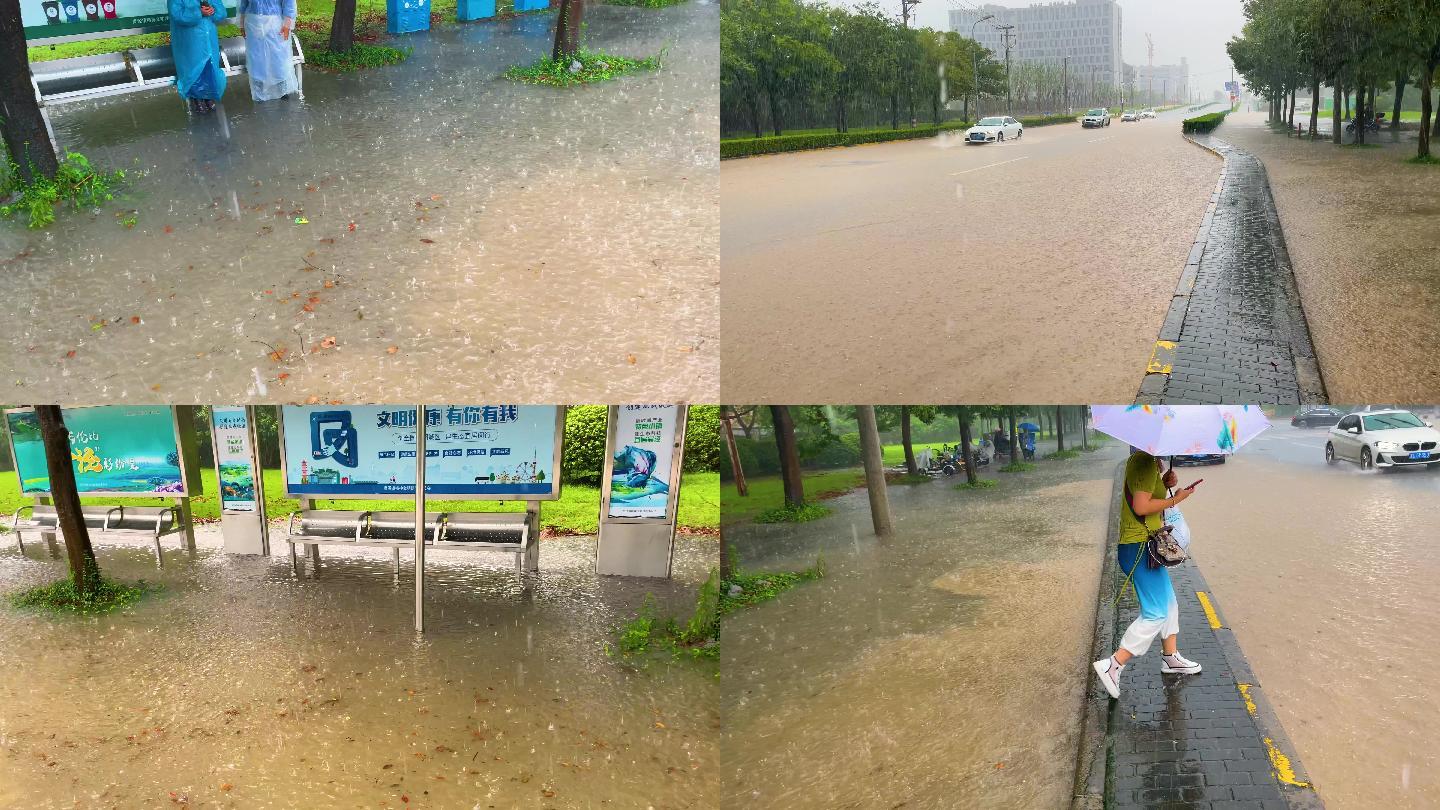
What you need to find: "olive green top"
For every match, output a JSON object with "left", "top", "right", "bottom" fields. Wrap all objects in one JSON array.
[{"left": 1119, "top": 451, "right": 1165, "bottom": 545}]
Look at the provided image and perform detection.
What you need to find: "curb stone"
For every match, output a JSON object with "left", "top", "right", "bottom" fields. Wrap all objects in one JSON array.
[
  {"left": 1082, "top": 462, "right": 1325, "bottom": 809},
  {"left": 1137, "top": 131, "right": 1328, "bottom": 405}
]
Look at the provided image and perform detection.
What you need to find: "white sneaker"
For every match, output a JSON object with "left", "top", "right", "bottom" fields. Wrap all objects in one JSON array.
[
  {"left": 1093, "top": 657, "right": 1123, "bottom": 699},
  {"left": 1161, "top": 652, "right": 1202, "bottom": 675}
]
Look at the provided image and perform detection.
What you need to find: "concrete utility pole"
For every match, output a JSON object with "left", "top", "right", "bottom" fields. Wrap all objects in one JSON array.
[
  {"left": 1145, "top": 33, "right": 1154, "bottom": 107},
  {"left": 997, "top": 24, "right": 1015, "bottom": 114},
  {"left": 855, "top": 406, "right": 893, "bottom": 537},
  {"left": 970, "top": 13, "right": 994, "bottom": 121},
  {"left": 1063, "top": 55, "right": 1069, "bottom": 113},
  {"left": 900, "top": 0, "right": 919, "bottom": 28}
]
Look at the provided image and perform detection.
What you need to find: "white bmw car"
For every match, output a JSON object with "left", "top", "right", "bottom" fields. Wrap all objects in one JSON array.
[
  {"left": 1325, "top": 409, "right": 1440, "bottom": 470},
  {"left": 965, "top": 116, "right": 1023, "bottom": 144}
]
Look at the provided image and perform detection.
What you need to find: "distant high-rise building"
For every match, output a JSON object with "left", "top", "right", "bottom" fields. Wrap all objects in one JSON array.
[
  {"left": 949, "top": 0, "right": 1124, "bottom": 89},
  {"left": 1132, "top": 57, "right": 1189, "bottom": 105}
]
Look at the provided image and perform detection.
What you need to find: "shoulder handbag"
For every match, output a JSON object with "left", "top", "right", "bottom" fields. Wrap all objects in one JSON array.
[{"left": 1124, "top": 483, "right": 1187, "bottom": 569}]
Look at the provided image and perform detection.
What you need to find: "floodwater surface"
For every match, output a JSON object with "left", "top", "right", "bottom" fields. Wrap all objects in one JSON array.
[
  {"left": 1182, "top": 423, "right": 1440, "bottom": 808},
  {"left": 1, "top": 3, "right": 718, "bottom": 403},
  {"left": 0, "top": 530, "right": 718, "bottom": 808},
  {"left": 721, "top": 443, "right": 1122, "bottom": 808}
]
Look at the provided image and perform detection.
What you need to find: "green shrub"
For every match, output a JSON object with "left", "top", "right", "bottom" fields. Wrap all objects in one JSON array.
[
  {"left": 10, "top": 577, "right": 155, "bottom": 615},
  {"left": 719, "top": 559, "right": 825, "bottom": 615},
  {"left": 683, "top": 405, "right": 720, "bottom": 473},
  {"left": 1, "top": 152, "right": 124, "bottom": 229},
  {"left": 721, "top": 113, "right": 1082, "bottom": 158},
  {"left": 505, "top": 48, "right": 661, "bottom": 87},
  {"left": 562, "top": 405, "right": 609, "bottom": 484},
  {"left": 754, "top": 502, "right": 831, "bottom": 523},
  {"left": 1182, "top": 109, "right": 1229, "bottom": 133}
]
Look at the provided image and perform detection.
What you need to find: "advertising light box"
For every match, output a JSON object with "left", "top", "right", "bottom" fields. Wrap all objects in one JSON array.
[
  {"left": 280, "top": 405, "right": 562, "bottom": 499},
  {"left": 5, "top": 405, "right": 189, "bottom": 496}
]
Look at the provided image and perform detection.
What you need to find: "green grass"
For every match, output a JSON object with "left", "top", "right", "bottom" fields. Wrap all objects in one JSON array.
[
  {"left": 753, "top": 502, "right": 831, "bottom": 524},
  {"left": 505, "top": 48, "right": 661, "bottom": 86},
  {"left": 608, "top": 570, "right": 718, "bottom": 665},
  {"left": 606, "top": 0, "right": 685, "bottom": 6},
  {"left": 303, "top": 39, "right": 409, "bottom": 71},
  {"left": 1046, "top": 449, "right": 1080, "bottom": 460},
  {"left": 954, "top": 478, "right": 997, "bottom": 490},
  {"left": 888, "top": 473, "right": 933, "bottom": 485},
  {"left": 1406, "top": 154, "right": 1440, "bottom": 165},
  {"left": 9, "top": 576, "right": 157, "bottom": 615},
  {"left": 998, "top": 462, "right": 1035, "bottom": 473},
  {"left": 721, "top": 469, "right": 862, "bottom": 524},
  {"left": 0, "top": 469, "right": 719, "bottom": 536},
  {"left": 719, "top": 560, "right": 824, "bottom": 616}
]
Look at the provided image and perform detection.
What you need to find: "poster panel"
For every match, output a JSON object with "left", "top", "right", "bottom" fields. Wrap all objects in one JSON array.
[
  {"left": 281, "top": 405, "right": 560, "bottom": 498},
  {"left": 607, "top": 405, "right": 678, "bottom": 519},
  {"left": 5, "top": 406, "right": 186, "bottom": 496},
  {"left": 22, "top": 0, "right": 237, "bottom": 43},
  {"left": 211, "top": 406, "right": 257, "bottom": 512}
]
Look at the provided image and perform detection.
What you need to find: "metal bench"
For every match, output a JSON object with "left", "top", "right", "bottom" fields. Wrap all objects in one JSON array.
[
  {"left": 9, "top": 504, "right": 185, "bottom": 566},
  {"left": 30, "top": 36, "right": 305, "bottom": 153},
  {"left": 285, "top": 508, "right": 537, "bottom": 576}
]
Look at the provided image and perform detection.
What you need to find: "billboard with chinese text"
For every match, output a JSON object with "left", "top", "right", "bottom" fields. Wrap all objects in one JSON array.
[{"left": 5, "top": 406, "right": 189, "bottom": 496}]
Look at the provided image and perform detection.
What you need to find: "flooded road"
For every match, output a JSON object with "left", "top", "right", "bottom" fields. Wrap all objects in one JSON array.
[
  {"left": 0, "top": 530, "right": 718, "bottom": 808},
  {"left": 720, "top": 108, "right": 1219, "bottom": 404},
  {"left": 1, "top": 3, "right": 718, "bottom": 404},
  {"left": 1180, "top": 421, "right": 1440, "bottom": 809},
  {"left": 1217, "top": 112, "right": 1440, "bottom": 402},
  {"left": 721, "top": 445, "right": 1123, "bottom": 808}
]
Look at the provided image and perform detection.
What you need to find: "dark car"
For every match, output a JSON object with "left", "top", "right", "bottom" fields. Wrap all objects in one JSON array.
[
  {"left": 1292, "top": 407, "right": 1345, "bottom": 428},
  {"left": 1172, "top": 454, "right": 1226, "bottom": 466}
]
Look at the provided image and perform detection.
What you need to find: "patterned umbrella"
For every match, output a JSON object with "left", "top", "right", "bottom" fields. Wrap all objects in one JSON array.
[{"left": 1090, "top": 405, "right": 1270, "bottom": 456}]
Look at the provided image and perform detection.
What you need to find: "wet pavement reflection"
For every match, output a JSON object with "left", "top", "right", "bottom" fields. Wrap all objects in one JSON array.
[
  {"left": 1181, "top": 422, "right": 1440, "bottom": 808},
  {"left": 0, "top": 2, "right": 718, "bottom": 403},
  {"left": 0, "top": 530, "right": 718, "bottom": 808},
  {"left": 721, "top": 444, "right": 1123, "bottom": 808}
]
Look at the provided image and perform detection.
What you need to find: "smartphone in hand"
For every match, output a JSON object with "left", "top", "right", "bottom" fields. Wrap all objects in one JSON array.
[{"left": 1184, "top": 479, "right": 1204, "bottom": 491}]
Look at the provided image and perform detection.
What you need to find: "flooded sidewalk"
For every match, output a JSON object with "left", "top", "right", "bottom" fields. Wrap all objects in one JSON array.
[
  {"left": 0, "top": 528, "right": 719, "bottom": 808},
  {"left": 1208, "top": 112, "right": 1440, "bottom": 403},
  {"left": 722, "top": 447, "right": 1120, "bottom": 808},
  {"left": 0, "top": 3, "right": 718, "bottom": 403}
]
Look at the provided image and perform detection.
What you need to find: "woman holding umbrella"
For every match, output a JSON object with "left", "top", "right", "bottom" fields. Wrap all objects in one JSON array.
[
  {"left": 1087, "top": 405, "right": 1270, "bottom": 699},
  {"left": 1091, "top": 449, "right": 1201, "bottom": 698}
]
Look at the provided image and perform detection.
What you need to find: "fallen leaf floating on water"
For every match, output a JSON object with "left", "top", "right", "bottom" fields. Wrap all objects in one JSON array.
[
  {"left": 64, "top": 350, "right": 77, "bottom": 359},
  {"left": 386, "top": 346, "right": 399, "bottom": 355},
  {"left": 220, "top": 783, "right": 233, "bottom": 792},
  {"left": 318, "top": 336, "right": 338, "bottom": 350},
  {"left": 419, "top": 238, "right": 435, "bottom": 244},
  {"left": 627, "top": 354, "right": 637, "bottom": 365},
  {"left": 163, "top": 225, "right": 174, "bottom": 234},
  {"left": 305, "top": 396, "right": 321, "bottom": 405},
  {"left": 130, "top": 316, "right": 141, "bottom": 324}
]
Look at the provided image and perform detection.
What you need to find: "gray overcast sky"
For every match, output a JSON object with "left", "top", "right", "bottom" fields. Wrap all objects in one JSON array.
[{"left": 836, "top": 0, "right": 1247, "bottom": 96}]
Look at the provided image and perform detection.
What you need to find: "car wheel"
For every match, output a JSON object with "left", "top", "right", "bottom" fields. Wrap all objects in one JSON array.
[
  {"left": 997, "top": 133, "right": 1004, "bottom": 141},
  {"left": 1016, "top": 129, "right": 1022, "bottom": 139},
  {"left": 1361, "top": 446, "right": 1373, "bottom": 470},
  {"left": 1302, "top": 420, "right": 1311, "bottom": 428},
  {"left": 1325, "top": 442, "right": 1336, "bottom": 464}
]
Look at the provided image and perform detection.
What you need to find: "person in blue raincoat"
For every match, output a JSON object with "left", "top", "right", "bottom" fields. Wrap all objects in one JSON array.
[
  {"left": 236, "top": 0, "right": 296, "bottom": 101},
  {"left": 169, "top": 0, "right": 227, "bottom": 113}
]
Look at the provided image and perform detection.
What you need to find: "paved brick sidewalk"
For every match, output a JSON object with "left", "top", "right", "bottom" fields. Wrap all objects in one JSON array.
[
  {"left": 1106, "top": 560, "right": 1324, "bottom": 809},
  {"left": 1136, "top": 135, "right": 1326, "bottom": 405}
]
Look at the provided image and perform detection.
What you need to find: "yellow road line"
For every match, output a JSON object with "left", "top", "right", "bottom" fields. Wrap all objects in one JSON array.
[
  {"left": 1146, "top": 340, "right": 1176, "bottom": 374},
  {"left": 1237, "top": 682, "right": 1257, "bottom": 716},
  {"left": 1196, "top": 590, "right": 1222, "bottom": 629},
  {"left": 1263, "top": 736, "right": 1312, "bottom": 789}
]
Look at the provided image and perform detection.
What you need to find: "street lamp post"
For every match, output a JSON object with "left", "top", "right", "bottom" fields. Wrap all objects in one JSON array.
[{"left": 970, "top": 13, "right": 993, "bottom": 122}]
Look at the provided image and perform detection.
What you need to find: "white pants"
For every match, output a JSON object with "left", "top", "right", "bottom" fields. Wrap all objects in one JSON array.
[{"left": 1119, "top": 591, "right": 1179, "bottom": 656}]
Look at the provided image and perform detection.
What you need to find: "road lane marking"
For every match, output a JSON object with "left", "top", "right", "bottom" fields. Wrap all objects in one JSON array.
[
  {"left": 1263, "top": 736, "right": 1313, "bottom": 788},
  {"left": 1146, "top": 341, "right": 1176, "bottom": 374},
  {"left": 949, "top": 156, "right": 1029, "bottom": 175},
  {"left": 1089, "top": 136, "right": 1113, "bottom": 143},
  {"left": 1237, "top": 683, "right": 1257, "bottom": 715},
  {"left": 1196, "top": 590, "right": 1222, "bottom": 629}
]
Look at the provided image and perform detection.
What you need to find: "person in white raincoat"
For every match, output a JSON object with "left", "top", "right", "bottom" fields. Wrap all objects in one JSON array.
[{"left": 236, "top": 0, "right": 297, "bottom": 101}]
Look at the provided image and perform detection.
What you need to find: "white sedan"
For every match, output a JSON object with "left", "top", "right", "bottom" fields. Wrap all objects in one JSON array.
[
  {"left": 1325, "top": 409, "right": 1440, "bottom": 470},
  {"left": 965, "top": 116, "right": 1023, "bottom": 144}
]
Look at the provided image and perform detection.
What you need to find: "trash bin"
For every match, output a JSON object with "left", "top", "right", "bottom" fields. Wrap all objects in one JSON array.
[
  {"left": 456, "top": 0, "right": 494, "bottom": 21},
  {"left": 513, "top": 0, "right": 547, "bottom": 11},
  {"left": 386, "top": 0, "right": 431, "bottom": 34}
]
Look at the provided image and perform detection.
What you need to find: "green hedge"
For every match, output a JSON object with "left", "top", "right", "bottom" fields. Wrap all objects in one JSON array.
[
  {"left": 721, "top": 113, "right": 1083, "bottom": 159},
  {"left": 718, "top": 434, "right": 861, "bottom": 478},
  {"left": 1182, "top": 105, "right": 1230, "bottom": 133},
  {"left": 683, "top": 405, "right": 720, "bottom": 474}
]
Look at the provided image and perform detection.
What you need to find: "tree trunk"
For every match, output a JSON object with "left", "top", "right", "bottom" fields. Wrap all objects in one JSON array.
[
  {"left": 1355, "top": 82, "right": 1367, "bottom": 145},
  {"left": 552, "top": 0, "right": 585, "bottom": 61},
  {"left": 1055, "top": 406, "right": 1065, "bottom": 452},
  {"left": 770, "top": 406, "right": 804, "bottom": 509},
  {"left": 1392, "top": 73, "right": 1407, "bottom": 130},
  {"left": 35, "top": 406, "right": 100, "bottom": 595},
  {"left": 855, "top": 406, "right": 892, "bottom": 537},
  {"left": 1420, "top": 63, "right": 1434, "bottom": 159},
  {"left": 328, "top": 0, "right": 357, "bottom": 52},
  {"left": 746, "top": 93, "right": 762, "bottom": 139},
  {"left": 1343, "top": 88, "right": 1350, "bottom": 120},
  {"left": 1332, "top": 82, "right": 1342, "bottom": 144},
  {"left": 1080, "top": 407, "right": 1089, "bottom": 449},
  {"left": 0, "top": 0, "right": 60, "bottom": 183},
  {"left": 1007, "top": 408, "right": 1019, "bottom": 466},
  {"left": 719, "top": 527, "right": 730, "bottom": 580},
  {"left": 900, "top": 406, "right": 917, "bottom": 476},
  {"left": 721, "top": 407, "right": 747, "bottom": 497},
  {"left": 766, "top": 79, "right": 783, "bottom": 137},
  {"left": 1309, "top": 73, "right": 1319, "bottom": 138},
  {"left": 1288, "top": 87, "right": 1296, "bottom": 129},
  {"left": 957, "top": 410, "right": 978, "bottom": 485}
]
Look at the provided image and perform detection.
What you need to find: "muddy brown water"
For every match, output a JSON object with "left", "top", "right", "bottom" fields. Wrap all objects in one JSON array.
[
  {"left": 0, "top": 531, "right": 718, "bottom": 808},
  {"left": 1181, "top": 423, "right": 1440, "bottom": 808},
  {"left": 721, "top": 445, "right": 1122, "bottom": 808},
  {"left": 0, "top": 3, "right": 718, "bottom": 404}
]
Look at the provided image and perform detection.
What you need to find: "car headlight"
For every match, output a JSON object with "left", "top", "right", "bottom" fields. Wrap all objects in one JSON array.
[{"left": 1374, "top": 441, "right": 1401, "bottom": 451}]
